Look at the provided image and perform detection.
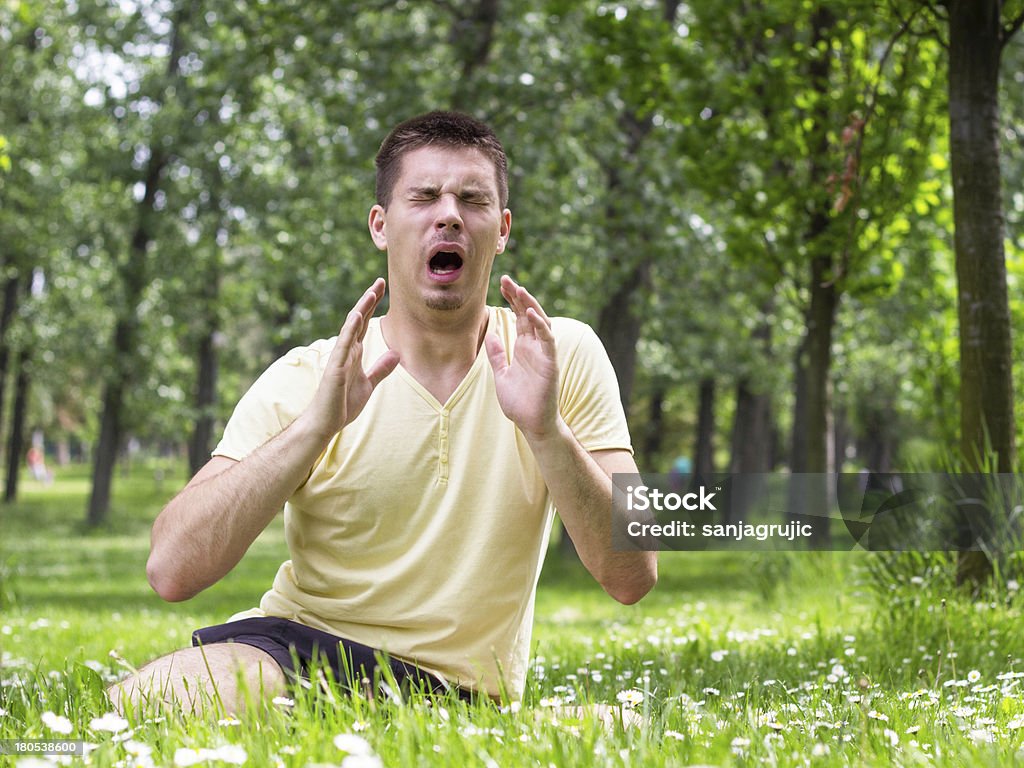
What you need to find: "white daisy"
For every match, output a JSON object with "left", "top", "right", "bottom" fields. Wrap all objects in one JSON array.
[
  {"left": 42, "top": 711, "right": 74, "bottom": 735},
  {"left": 90, "top": 712, "right": 129, "bottom": 733},
  {"left": 615, "top": 689, "right": 644, "bottom": 708},
  {"left": 341, "top": 756, "right": 383, "bottom": 768},
  {"left": 334, "top": 734, "right": 373, "bottom": 756}
]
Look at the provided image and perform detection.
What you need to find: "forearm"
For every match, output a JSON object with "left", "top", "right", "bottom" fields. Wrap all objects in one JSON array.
[
  {"left": 147, "top": 413, "right": 331, "bottom": 601},
  {"left": 525, "top": 419, "right": 657, "bottom": 604}
]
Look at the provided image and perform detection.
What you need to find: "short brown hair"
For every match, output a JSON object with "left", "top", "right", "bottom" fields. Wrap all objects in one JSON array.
[{"left": 374, "top": 111, "right": 509, "bottom": 209}]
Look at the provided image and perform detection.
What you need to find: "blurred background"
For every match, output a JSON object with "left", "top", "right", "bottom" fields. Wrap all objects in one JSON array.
[{"left": 0, "top": 0, "right": 1022, "bottom": 532}]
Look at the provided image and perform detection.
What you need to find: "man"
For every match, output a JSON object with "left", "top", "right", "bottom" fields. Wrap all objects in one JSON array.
[{"left": 110, "top": 111, "right": 657, "bottom": 714}]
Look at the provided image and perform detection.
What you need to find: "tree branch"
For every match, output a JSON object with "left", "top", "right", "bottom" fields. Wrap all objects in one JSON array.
[
  {"left": 834, "top": 3, "right": 926, "bottom": 282},
  {"left": 1003, "top": 10, "right": 1024, "bottom": 46},
  {"left": 903, "top": 0, "right": 949, "bottom": 49},
  {"left": 420, "top": 0, "right": 459, "bottom": 17}
]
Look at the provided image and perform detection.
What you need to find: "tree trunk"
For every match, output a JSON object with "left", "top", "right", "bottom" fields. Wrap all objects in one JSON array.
[
  {"left": 595, "top": 252, "right": 651, "bottom": 410},
  {"left": 858, "top": 403, "right": 895, "bottom": 473},
  {"left": 188, "top": 326, "right": 219, "bottom": 477},
  {"left": 728, "top": 303, "right": 776, "bottom": 478},
  {"left": 594, "top": 0, "right": 681, "bottom": 411},
  {"left": 86, "top": 9, "right": 187, "bottom": 526},
  {"left": 787, "top": 6, "right": 837, "bottom": 547},
  {"left": 788, "top": 254, "right": 838, "bottom": 544},
  {"left": 948, "top": 0, "right": 1015, "bottom": 473},
  {"left": 693, "top": 377, "right": 716, "bottom": 484},
  {"left": 947, "top": 0, "right": 1017, "bottom": 585},
  {"left": 833, "top": 403, "right": 850, "bottom": 472},
  {"left": 726, "top": 377, "right": 774, "bottom": 524},
  {"left": 641, "top": 380, "right": 667, "bottom": 468},
  {"left": 0, "top": 275, "right": 21, "bottom": 467},
  {"left": 730, "top": 379, "right": 774, "bottom": 475},
  {"left": 448, "top": 0, "right": 501, "bottom": 110},
  {"left": 87, "top": 379, "right": 124, "bottom": 523},
  {"left": 87, "top": 192, "right": 161, "bottom": 526},
  {"left": 4, "top": 347, "right": 30, "bottom": 503}
]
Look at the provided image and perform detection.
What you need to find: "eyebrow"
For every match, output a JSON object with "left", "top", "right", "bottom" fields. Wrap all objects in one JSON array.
[{"left": 406, "top": 184, "right": 492, "bottom": 200}]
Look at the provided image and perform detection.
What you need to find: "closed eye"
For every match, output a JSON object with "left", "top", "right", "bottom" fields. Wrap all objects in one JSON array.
[{"left": 407, "top": 187, "right": 491, "bottom": 205}]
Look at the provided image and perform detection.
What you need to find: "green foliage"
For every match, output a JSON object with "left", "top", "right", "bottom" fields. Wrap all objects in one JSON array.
[{"left": 0, "top": 0, "right": 1020, "bottom": 505}]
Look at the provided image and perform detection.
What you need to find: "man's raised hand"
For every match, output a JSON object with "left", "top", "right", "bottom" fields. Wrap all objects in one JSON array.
[
  {"left": 485, "top": 275, "right": 560, "bottom": 441},
  {"left": 302, "top": 278, "right": 399, "bottom": 441}
]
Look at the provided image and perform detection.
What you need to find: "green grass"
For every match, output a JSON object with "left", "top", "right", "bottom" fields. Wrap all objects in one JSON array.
[{"left": 2, "top": 464, "right": 1024, "bottom": 766}]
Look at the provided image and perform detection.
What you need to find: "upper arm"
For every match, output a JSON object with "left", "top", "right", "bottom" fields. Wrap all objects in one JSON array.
[
  {"left": 556, "top": 321, "right": 632, "bottom": 454},
  {"left": 215, "top": 344, "right": 324, "bottom": 461}
]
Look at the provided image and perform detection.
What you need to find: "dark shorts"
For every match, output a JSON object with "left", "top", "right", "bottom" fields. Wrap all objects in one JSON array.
[{"left": 192, "top": 617, "right": 471, "bottom": 700}]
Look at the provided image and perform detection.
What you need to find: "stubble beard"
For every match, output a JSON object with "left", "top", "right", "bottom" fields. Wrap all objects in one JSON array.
[{"left": 425, "top": 289, "right": 465, "bottom": 311}]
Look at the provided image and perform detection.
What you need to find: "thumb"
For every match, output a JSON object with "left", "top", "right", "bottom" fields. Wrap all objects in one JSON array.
[
  {"left": 366, "top": 350, "right": 400, "bottom": 388},
  {"left": 484, "top": 332, "right": 509, "bottom": 377}
]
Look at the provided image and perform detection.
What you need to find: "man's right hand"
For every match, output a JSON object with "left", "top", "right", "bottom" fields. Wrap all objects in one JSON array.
[
  {"left": 299, "top": 278, "right": 400, "bottom": 441},
  {"left": 147, "top": 278, "right": 399, "bottom": 602}
]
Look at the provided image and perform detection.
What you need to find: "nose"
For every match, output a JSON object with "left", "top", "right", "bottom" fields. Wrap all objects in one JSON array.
[{"left": 434, "top": 193, "right": 463, "bottom": 231}]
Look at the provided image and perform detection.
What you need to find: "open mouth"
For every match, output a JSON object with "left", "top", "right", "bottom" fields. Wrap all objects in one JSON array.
[{"left": 429, "top": 251, "right": 464, "bottom": 275}]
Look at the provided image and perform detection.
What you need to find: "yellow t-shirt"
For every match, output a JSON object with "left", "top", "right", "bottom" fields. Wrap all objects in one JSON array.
[{"left": 214, "top": 306, "right": 631, "bottom": 699}]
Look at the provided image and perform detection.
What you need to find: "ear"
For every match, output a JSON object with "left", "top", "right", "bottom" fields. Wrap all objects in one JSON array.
[
  {"left": 495, "top": 209, "right": 512, "bottom": 254},
  {"left": 368, "top": 205, "right": 387, "bottom": 251}
]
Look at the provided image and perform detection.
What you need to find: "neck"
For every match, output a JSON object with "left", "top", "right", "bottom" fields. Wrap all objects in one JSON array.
[{"left": 382, "top": 302, "right": 489, "bottom": 378}]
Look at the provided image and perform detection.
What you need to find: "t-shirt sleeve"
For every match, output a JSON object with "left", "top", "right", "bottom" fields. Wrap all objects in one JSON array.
[
  {"left": 555, "top": 319, "right": 633, "bottom": 454},
  {"left": 212, "top": 342, "right": 330, "bottom": 461}
]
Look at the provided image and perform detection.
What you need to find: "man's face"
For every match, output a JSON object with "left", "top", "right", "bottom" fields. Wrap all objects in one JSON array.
[{"left": 369, "top": 146, "right": 511, "bottom": 314}]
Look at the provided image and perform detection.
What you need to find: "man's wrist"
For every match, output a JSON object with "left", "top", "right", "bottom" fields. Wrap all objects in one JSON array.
[
  {"left": 292, "top": 411, "right": 342, "bottom": 452},
  {"left": 520, "top": 415, "right": 571, "bottom": 454}
]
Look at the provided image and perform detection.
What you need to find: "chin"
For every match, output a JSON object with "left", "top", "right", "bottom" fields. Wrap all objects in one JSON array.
[{"left": 425, "top": 293, "right": 465, "bottom": 311}]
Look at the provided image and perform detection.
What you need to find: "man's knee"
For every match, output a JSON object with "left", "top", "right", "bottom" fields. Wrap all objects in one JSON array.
[{"left": 108, "top": 643, "right": 287, "bottom": 717}]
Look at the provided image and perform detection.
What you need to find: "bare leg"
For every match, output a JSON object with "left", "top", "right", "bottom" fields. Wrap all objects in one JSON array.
[{"left": 108, "top": 644, "right": 287, "bottom": 718}]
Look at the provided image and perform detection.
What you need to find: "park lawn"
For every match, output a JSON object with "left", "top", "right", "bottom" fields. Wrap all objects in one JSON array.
[{"left": 2, "top": 465, "right": 1024, "bottom": 766}]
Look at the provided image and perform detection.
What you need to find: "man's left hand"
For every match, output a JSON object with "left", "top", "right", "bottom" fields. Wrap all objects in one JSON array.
[{"left": 485, "top": 275, "right": 560, "bottom": 440}]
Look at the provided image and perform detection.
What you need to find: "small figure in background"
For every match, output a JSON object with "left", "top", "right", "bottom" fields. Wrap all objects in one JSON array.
[
  {"left": 669, "top": 455, "right": 692, "bottom": 492},
  {"left": 27, "top": 444, "right": 52, "bottom": 484}
]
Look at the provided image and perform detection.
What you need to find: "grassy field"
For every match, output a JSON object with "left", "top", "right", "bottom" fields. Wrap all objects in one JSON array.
[{"left": 2, "top": 463, "right": 1024, "bottom": 766}]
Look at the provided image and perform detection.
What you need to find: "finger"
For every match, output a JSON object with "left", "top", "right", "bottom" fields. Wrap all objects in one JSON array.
[
  {"left": 526, "top": 307, "right": 556, "bottom": 346},
  {"left": 365, "top": 349, "right": 400, "bottom": 388},
  {"left": 334, "top": 305, "right": 366, "bottom": 362},
  {"left": 335, "top": 280, "right": 384, "bottom": 360},
  {"left": 501, "top": 275, "right": 550, "bottom": 329},
  {"left": 515, "top": 283, "right": 551, "bottom": 326},
  {"left": 483, "top": 332, "right": 509, "bottom": 376},
  {"left": 356, "top": 278, "right": 386, "bottom": 340},
  {"left": 498, "top": 276, "right": 525, "bottom": 332},
  {"left": 500, "top": 274, "right": 523, "bottom": 314}
]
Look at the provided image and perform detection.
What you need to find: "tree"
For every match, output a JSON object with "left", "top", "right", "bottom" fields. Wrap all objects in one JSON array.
[
  {"left": 936, "top": 0, "right": 1024, "bottom": 584},
  {"left": 84, "top": 1, "right": 195, "bottom": 525},
  {"left": 944, "top": 0, "right": 1022, "bottom": 473},
  {"left": 0, "top": 2, "right": 88, "bottom": 500},
  {"left": 676, "top": 2, "right": 946, "bottom": 541}
]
